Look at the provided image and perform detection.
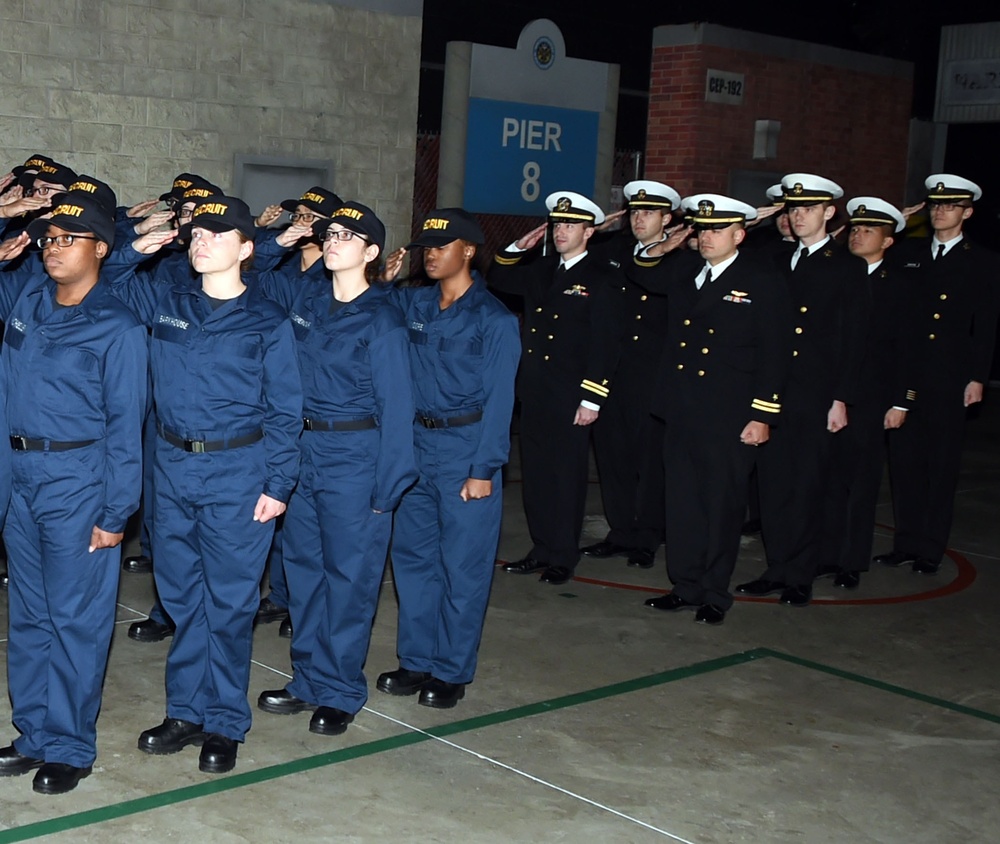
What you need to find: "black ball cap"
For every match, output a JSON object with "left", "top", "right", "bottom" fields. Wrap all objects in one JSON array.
[
  {"left": 28, "top": 193, "right": 116, "bottom": 249},
  {"left": 407, "top": 208, "right": 484, "bottom": 248}
]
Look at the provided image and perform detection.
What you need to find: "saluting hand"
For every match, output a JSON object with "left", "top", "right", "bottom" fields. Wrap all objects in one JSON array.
[
  {"left": 275, "top": 223, "right": 313, "bottom": 248},
  {"left": 89, "top": 526, "right": 125, "bottom": 553},
  {"left": 459, "top": 478, "right": 492, "bottom": 501},
  {"left": 381, "top": 247, "right": 407, "bottom": 283},
  {"left": 134, "top": 209, "right": 175, "bottom": 235},
  {"left": 749, "top": 204, "right": 782, "bottom": 226},
  {"left": 0, "top": 189, "right": 51, "bottom": 219},
  {"left": 255, "top": 204, "right": 283, "bottom": 228},
  {"left": 0, "top": 172, "right": 15, "bottom": 194},
  {"left": 644, "top": 224, "right": 692, "bottom": 258},
  {"left": 594, "top": 209, "right": 626, "bottom": 232},
  {"left": 253, "top": 493, "right": 286, "bottom": 524},
  {"left": 901, "top": 202, "right": 925, "bottom": 220},
  {"left": 0, "top": 232, "right": 30, "bottom": 263},
  {"left": 132, "top": 228, "right": 179, "bottom": 255},
  {"left": 515, "top": 223, "right": 547, "bottom": 251},
  {"left": 126, "top": 198, "right": 161, "bottom": 219}
]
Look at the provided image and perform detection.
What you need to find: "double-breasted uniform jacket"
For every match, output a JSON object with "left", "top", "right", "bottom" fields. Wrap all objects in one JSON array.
[
  {"left": 632, "top": 249, "right": 793, "bottom": 431},
  {"left": 776, "top": 239, "right": 872, "bottom": 413},
  {"left": 490, "top": 248, "right": 622, "bottom": 411}
]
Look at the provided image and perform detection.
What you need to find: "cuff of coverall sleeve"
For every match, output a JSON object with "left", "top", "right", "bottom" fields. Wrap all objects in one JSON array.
[
  {"left": 263, "top": 484, "right": 292, "bottom": 505},
  {"left": 370, "top": 496, "right": 399, "bottom": 513},
  {"left": 469, "top": 464, "right": 499, "bottom": 481},
  {"left": 98, "top": 515, "right": 127, "bottom": 534}
]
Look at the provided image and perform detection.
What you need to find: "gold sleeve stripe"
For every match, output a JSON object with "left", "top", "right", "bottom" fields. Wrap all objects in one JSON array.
[
  {"left": 633, "top": 255, "right": 662, "bottom": 268},
  {"left": 582, "top": 380, "right": 610, "bottom": 397},
  {"left": 752, "top": 398, "right": 781, "bottom": 408},
  {"left": 905, "top": 390, "right": 917, "bottom": 401},
  {"left": 751, "top": 400, "right": 781, "bottom": 413},
  {"left": 493, "top": 254, "right": 521, "bottom": 266}
]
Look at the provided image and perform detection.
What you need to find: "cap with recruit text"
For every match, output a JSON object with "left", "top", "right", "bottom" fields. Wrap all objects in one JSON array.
[
  {"left": 12, "top": 154, "right": 55, "bottom": 182},
  {"left": 846, "top": 197, "right": 905, "bottom": 233},
  {"left": 178, "top": 196, "right": 256, "bottom": 240},
  {"left": 545, "top": 191, "right": 605, "bottom": 225},
  {"left": 279, "top": 186, "right": 343, "bottom": 217},
  {"left": 31, "top": 161, "right": 77, "bottom": 190},
  {"left": 159, "top": 173, "right": 220, "bottom": 204},
  {"left": 27, "top": 193, "right": 116, "bottom": 247},
  {"left": 924, "top": 174, "right": 981, "bottom": 203},
  {"left": 624, "top": 180, "right": 681, "bottom": 212},
  {"left": 54, "top": 174, "right": 117, "bottom": 215},
  {"left": 780, "top": 173, "right": 844, "bottom": 205},
  {"left": 406, "top": 208, "right": 485, "bottom": 248},
  {"left": 316, "top": 201, "right": 386, "bottom": 253},
  {"left": 684, "top": 193, "right": 758, "bottom": 228}
]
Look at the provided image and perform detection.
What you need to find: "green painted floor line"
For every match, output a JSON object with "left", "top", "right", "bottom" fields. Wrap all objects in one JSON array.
[
  {"left": 760, "top": 648, "right": 1000, "bottom": 725},
  {"left": 0, "top": 650, "right": 758, "bottom": 844},
  {"left": 3, "top": 645, "right": 995, "bottom": 843}
]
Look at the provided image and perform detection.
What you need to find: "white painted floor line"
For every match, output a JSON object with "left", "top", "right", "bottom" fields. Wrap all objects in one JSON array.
[
  {"left": 366, "top": 708, "right": 698, "bottom": 843},
  {"left": 115, "top": 601, "right": 150, "bottom": 619},
  {"left": 251, "top": 660, "right": 293, "bottom": 679}
]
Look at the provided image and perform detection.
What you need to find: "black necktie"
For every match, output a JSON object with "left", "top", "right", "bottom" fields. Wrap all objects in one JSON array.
[
  {"left": 799, "top": 246, "right": 809, "bottom": 262},
  {"left": 556, "top": 263, "right": 567, "bottom": 276},
  {"left": 934, "top": 243, "right": 945, "bottom": 261},
  {"left": 704, "top": 268, "right": 712, "bottom": 286}
]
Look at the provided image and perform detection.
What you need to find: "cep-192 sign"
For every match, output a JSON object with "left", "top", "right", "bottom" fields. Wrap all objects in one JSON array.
[
  {"left": 462, "top": 97, "right": 600, "bottom": 216},
  {"left": 705, "top": 69, "right": 745, "bottom": 105}
]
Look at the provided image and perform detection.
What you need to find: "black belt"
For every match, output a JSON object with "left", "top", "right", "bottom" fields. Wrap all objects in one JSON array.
[
  {"left": 416, "top": 411, "right": 483, "bottom": 429},
  {"left": 158, "top": 424, "right": 263, "bottom": 453},
  {"left": 9, "top": 436, "right": 95, "bottom": 452},
  {"left": 303, "top": 416, "right": 377, "bottom": 432}
]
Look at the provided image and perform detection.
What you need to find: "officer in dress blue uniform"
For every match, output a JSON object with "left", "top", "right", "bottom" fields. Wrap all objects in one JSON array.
[
  {"left": 583, "top": 180, "right": 679, "bottom": 569},
  {"left": 254, "top": 201, "right": 416, "bottom": 733},
  {"left": 818, "top": 197, "right": 915, "bottom": 589},
  {"left": 737, "top": 173, "right": 870, "bottom": 608},
  {"left": 373, "top": 208, "right": 520, "bottom": 709},
  {"left": 0, "top": 194, "right": 147, "bottom": 794},
  {"left": 490, "top": 192, "right": 622, "bottom": 586},
  {"left": 876, "top": 175, "right": 1000, "bottom": 575},
  {"left": 631, "top": 195, "right": 792, "bottom": 624},
  {"left": 101, "top": 196, "right": 302, "bottom": 774}
]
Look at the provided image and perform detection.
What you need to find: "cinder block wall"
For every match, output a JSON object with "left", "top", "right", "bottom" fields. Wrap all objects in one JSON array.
[
  {"left": 646, "top": 24, "right": 913, "bottom": 203},
  {"left": 0, "top": 0, "right": 421, "bottom": 248}
]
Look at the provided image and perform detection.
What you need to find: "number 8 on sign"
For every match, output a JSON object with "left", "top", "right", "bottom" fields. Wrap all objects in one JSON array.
[{"left": 521, "top": 161, "right": 540, "bottom": 202}]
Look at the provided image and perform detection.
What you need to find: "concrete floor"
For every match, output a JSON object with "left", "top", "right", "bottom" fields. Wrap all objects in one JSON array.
[{"left": 0, "top": 402, "right": 998, "bottom": 843}]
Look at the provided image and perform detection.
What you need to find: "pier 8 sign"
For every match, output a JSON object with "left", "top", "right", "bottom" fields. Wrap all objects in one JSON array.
[{"left": 462, "top": 97, "right": 599, "bottom": 216}]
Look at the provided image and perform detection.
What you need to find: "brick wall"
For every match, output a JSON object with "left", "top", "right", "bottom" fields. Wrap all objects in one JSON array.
[
  {"left": 646, "top": 27, "right": 913, "bottom": 204},
  {"left": 0, "top": 0, "right": 421, "bottom": 248}
]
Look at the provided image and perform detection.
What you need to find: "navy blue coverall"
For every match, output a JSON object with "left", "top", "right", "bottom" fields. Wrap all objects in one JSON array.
[
  {"left": 389, "top": 274, "right": 520, "bottom": 684},
  {"left": 257, "top": 267, "right": 416, "bottom": 715},
  {"left": 107, "top": 253, "right": 301, "bottom": 742},
  {"left": 0, "top": 274, "right": 146, "bottom": 767}
]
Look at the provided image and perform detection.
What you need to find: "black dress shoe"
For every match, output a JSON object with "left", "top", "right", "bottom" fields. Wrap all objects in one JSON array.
[
  {"left": 257, "top": 688, "right": 315, "bottom": 715},
  {"left": 198, "top": 734, "right": 237, "bottom": 774},
  {"left": 278, "top": 616, "right": 293, "bottom": 638},
  {"left": 539, "top": 565, "right": 573, "bottom": 585},
  {"left": 376, "top": 667, "right": 432, "bottom": 696},
  {"left": 0, "top": 744, "right": 43, "bottom": 777},
  {"left": 0, "top": 568, "right": 8, "bottom": 590},
  {"left": 33, "top": 762, "right": 91, "bottom": 794},
  {"left": 127, "top": 618, "right": 175, "bottom": 643},
  {"left": 255, "top": 596, "right": 289, "bottom": 625},
  {"left": 418, "top": 679, "right": 465, "bottom": 709},
  {"left": 780, "top": 585, "right": 812, "bottom": 607},
  {"left": 579, "top": 540, "right": 630, "bottom": 558},
  {"left": 695, "top": 604, "right": 726, "bottom": 625},
  {"left": 833, "top": 571, "right": 861, "bottom": 589},
  {"left": 138, "top": 718, "right": 205, "bottom": 755},
  {"left": 735, "top": 578, "right": 785, "bottom": 596},
  {"left": 626, "top": 548, "right": 655, "bottom": 569},
  {"left": 912, "top": 557, "right": 941, "bottom": 575},
  {"left": 122, "top": 554, "right": 153, "bottom": 574},
  {"left": 873, "top": 550, "right": 917, "bottom": 568},
  {"left": 309, "top": 706, "right": 353, "bottom": 736},
  {"left": 502, "top": 556, "right": 547, "bottom": 574},
  {"left": 740, "top": 518, "right": 762, "bottom": 536},
  {"left": 644, "top": 592, "right": 697, "bottom": 611}
]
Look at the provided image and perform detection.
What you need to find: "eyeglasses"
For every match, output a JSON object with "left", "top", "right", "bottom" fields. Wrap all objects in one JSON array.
[
  {"left": 177, "top": 208, "right": 195, "bottom": 221},
  {"left": 30, "top": 184, "right": 61, "bottom": 198},
  {"left": 36, "top": 234, "right": 98, "bottom": 249},
  {"left": 289, "top": 212, "right": 320, "bottom": 224},
  {"left": 929, "top": 201, "right": 970, "bottom": 212},
  {"left": 322, "top": 229, "right": 368, "bottom": 244}
]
